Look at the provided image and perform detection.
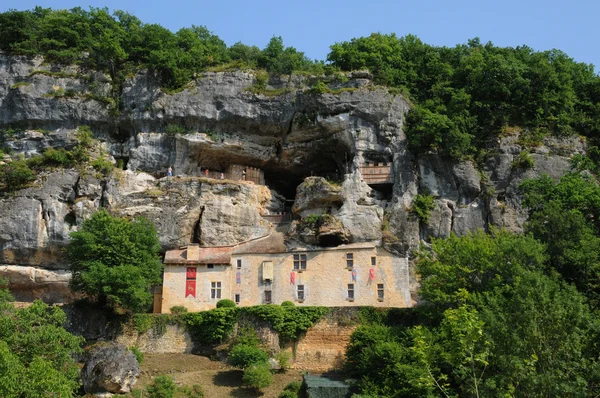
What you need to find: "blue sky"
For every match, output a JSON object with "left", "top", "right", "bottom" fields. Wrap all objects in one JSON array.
[{"left": 2, "top": 0, "right": 599, "bottom": 71}]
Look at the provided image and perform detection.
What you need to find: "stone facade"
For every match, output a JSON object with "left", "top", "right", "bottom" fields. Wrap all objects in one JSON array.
[{"left": 161, "top": 241, "right": 411, "bottom": 313}]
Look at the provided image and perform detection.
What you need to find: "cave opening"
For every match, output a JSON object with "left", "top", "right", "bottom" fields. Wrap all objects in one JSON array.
[
  {"left": 191, "top": 206, "right": 205, "bottom": 244},
  {"left": 318, "top": 234, "right": 348, "bottom": 248}
]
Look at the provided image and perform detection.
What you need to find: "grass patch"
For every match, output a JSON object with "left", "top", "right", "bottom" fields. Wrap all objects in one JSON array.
[
  {"left": 28, "top": 70, "right": 79, "bottom": 79},
  {"left": 10, "top": 81, "right": 30, "bottom": 89}
]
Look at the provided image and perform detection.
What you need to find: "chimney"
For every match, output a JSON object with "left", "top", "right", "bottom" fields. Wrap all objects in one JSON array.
[{"left": 186, "top": 245, "right": 199, "bottom": 261}]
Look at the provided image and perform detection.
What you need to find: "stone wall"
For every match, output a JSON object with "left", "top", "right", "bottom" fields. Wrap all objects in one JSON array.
[
  {"left": 116, "top": 323, "right": 194, "bottom": 354},
  {"left": 112, "top": 308, "right": 360, "bottom": 371},
  {"left": 290, "top": 309, "right": 359, "bottom": 371}
]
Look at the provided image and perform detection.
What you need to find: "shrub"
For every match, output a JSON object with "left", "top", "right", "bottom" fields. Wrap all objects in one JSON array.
[
  {"left": 165, "top": 124, "right": 186, "bottom": 137},
  {"left": 284, "top": 381, "right": 302, "bottom": 393},
  {"left": 170, "top": 306, "right": 188, "bottom": 315},
  {"left": 130, "top": 346, "right": 144, "bottom": 364},
  {"left": 231, "top": 326, "right": 262, "bottom": 348},
  {"left": 279, "top": 391, "right": 298, "bottom": 398},
  {"left": 75, "top": 125, "right": 93, "bottom": 148},
  {"left": 412, "top": 194, "right": 435, "bottom": 224},
  {"left": 40, "top": 148, "right": 74, "bottom": 167},
  {"left": 309, "top": 81, "right": 328, "bottom": 94},
  {"left": 216, "top": 299, "right": 236, "bottom": 308},
  {"left": 228, "top": 344, "right": 269, "bottom": 369},
  {"left": 281, "top": 301, "right": 295, "bottom": 307},
  {"left": 91, "top": 157, "right": 114, "bottom": 176},
  {"left": 147, "top": 375, "right": 176, "bottom": 398},
  {"left": 512, "top": 150, "right": 535, "bottom": 169},
  {"left": 180, "top": 384, "right": 205, "bottom": 398},
  {"left": 242, "top": 363, "right": 273, "bottom": 390},
  {"left": 183, "top": 308, "right": 239, "bottom": 344},
  {"left": 275, "top": 350, "right": 292, "bottom": 371},
  {"left": 0, "top": 159, "right": 35, "bottom": 189}
]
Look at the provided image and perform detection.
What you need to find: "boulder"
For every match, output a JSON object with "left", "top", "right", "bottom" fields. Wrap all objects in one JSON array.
[{"left": 81, "top": 343, "right": 139, "bottom": 395}]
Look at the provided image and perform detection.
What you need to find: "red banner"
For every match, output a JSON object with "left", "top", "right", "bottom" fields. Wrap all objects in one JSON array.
[
  {"left": 186, "top": 280, "right": 196, "bottom": 298},
  {"left": 369, "top": 268, "right": 376, "bottom": 280},
  {"left": 186, "top": 267, "right": 197, "bottom": 279},
  {"left": 290, "top": 271, "right": 296, "bottom": 285}
]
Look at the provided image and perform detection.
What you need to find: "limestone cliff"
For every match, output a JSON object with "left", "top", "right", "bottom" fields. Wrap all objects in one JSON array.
[{"left": 0, "top": 54, "right": 585, "bottom": 302}]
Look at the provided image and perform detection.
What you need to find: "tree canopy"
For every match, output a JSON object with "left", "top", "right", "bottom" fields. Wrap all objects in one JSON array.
[
  {"left": 0, "top": 280, "right": 84, "bottom": 397},
  {"left": 67, "top": 209, "right": 163, "bottom": 313},
  {"left": 1, "top": 8, "right": 599, "bottom": 160}
]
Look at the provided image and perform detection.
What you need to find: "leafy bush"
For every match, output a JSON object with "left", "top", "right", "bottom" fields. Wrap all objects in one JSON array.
[
  {"left": 180, "top": 384, "right": 205, "bottom": 398},
  {"left": 216, "top": 299, "right": 236, "bottom": 308},
  {"left": 228, "top": 344, "right": 269, "bottom": 369},
  {"left": 231, "top": 326, "right": 262, "bottom": 348},
  {"left": 0, "top": 158, "right": 36, "bottom": 190},
  {"left": 512, "top": 150, "right": 535, "bottom": 169},
  {"left": 147, "top": 375, "right": 176, "bottom": 398},
  {"left": 281, "top": 301, "right": 295, "bottom": 307},
  {"left": 242, "top": 363, "right": 273, "bottom": 390},
  {"left": 243, "top": 305, "right": 329, "bottom": 341},
  {"left": 309, "top": 81, "right": 328, "bottom": 94},
  {"left": 184, "top": 307, "right": 239, "bottom": 344},
  {"left": 170, "top": 306, "right": 188, "bottom": 315},
  {"left": 130, "top": 346, "right": 144, "bottom": 364},
  {"left": 279, "top": 380, "right": 302, "bottom": 397},
  {"left": 279, "top": 391, "right": 298, "bottom": 398},
  {"left": 91, "top": 157, "right": 114, "bottom": 175},
  {"left": 165, "top": 124, "right": 186, "bottom": 137},
  {"left": 275, "top": 350, "right": 292, "bottom": 371},
  {"left": 412, "top": 194, "right": 435, "bottom": 224},
  {"left": 75, "top": 125, "right": 93, "bottom": 148}
]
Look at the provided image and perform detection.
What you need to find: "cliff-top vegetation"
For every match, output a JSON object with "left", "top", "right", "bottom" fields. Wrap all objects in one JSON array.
[{"left": 1, "top": 7, "right": 599, "bottom": 162}]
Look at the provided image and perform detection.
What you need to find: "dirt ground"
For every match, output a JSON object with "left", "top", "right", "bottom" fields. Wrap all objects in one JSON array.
[{"left": 131, "top": 353, "right": 305, "bottom": 398}]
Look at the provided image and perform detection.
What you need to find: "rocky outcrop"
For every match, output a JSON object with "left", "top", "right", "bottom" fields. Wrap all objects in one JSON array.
[
  {"left": 0, "top": 54, "right": 590, "bottom": 303},
  {"left": 0, "top": 265, "right": 73, "bottom": 303},
  {"left": 81, "top": 343, "right": 140, "bottom": 396}
]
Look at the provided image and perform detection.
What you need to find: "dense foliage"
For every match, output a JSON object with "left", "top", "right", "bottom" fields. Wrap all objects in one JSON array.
[
  {"left": 0, "top": 281, "right": 84, "bottom": 397},
  {"left": 329, "top": 34, "right": 600, "bottom": 160},
  {"left": 0, "top": 7, "right": 322, "bottom": 91},
  {"left": 67, "top": 209, "right": 163, "bottom": 312},
  {"left": 346, "top": 229, "right": 600, "bottom": 397}
]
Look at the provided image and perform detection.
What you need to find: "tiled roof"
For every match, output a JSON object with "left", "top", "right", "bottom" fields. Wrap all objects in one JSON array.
[{"left": 164, "top": 246, "right": 232, "bottom": 265}]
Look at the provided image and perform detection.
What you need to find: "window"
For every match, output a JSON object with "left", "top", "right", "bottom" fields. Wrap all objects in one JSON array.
[
  {"left": 293, "top": 254, "right": 307, "bottom": 270},
  {"left": 377, "top": 284, "right": 384, "bottom": 300},
  {"left": 211, "top": 281, "right": 221, "bottom": 299},
  {"left": 346, "top": 253, "right": 354, "bottom": 268},
  {"left": 207, "top": 264, "right": 214, "bottom": 269},
  {"left": 347, "top": 284, "right": 354, "bottom": 300},
  {"left": 234, "top": 294, "right": 240, "bottom": 304},
  {"left": 297, "top": 285, "right": 305, "bottom": 301},
  {"left": 371, "top": 256, "right": 376, "bottom": 266},
  {"left": 236, "top": 259, "right": 242, "bottom": 269},
  {"left": 264, "top": 290, "right": 272, "bottom": 304}
]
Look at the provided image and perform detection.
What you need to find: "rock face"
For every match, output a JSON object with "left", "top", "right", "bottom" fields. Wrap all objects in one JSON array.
[
  {"left": 81, "top": 343, "right": 139, "bottom": 395},
  {"left": 0, "top": 54, "right": 589, "bottom": 301}
]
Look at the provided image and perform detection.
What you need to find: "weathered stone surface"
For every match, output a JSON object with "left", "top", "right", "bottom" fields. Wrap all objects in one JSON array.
[
  {"left": 337, "top": 172, "right": 382, "bottom": 242},
  {"left": 0, "top": 265, "right": 73, "bottom": 303},
  {"left": 423, "top": 200, "right": 453, "bottom": 239},
  {"left": 81, "top": 343, "right": 139, "bottom": 395},
  {"left": 293, "top": 177, "right": 344, "bottom": 218},
  {"left": 110, "top": 176, "right": 272, "bottom": 248}
]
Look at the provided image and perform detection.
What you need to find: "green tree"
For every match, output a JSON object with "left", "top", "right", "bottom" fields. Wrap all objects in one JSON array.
[
  {"left": 0, "top": 281, "right": 84, "bottom": 397},
  {"left": 67, "top": 209, "right": 163, "bottom": 312}
]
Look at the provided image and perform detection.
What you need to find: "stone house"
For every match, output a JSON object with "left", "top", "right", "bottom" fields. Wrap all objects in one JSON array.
[{"left": 160, "top": 234, "right": 411, "bottom": 313}]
